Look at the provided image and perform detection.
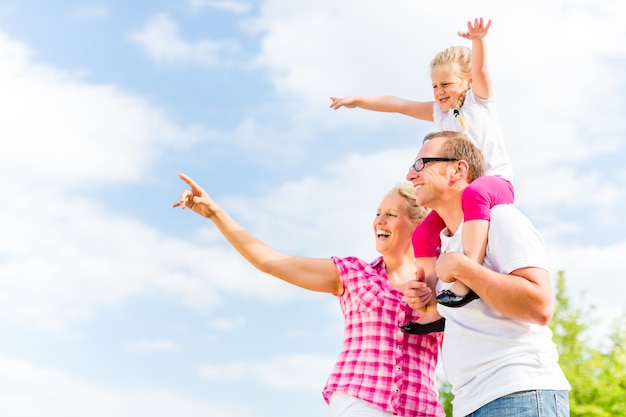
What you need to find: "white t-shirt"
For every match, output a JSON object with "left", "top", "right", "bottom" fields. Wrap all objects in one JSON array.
[
  {"left": 433, "top": 90, "right": 514, "bottom": 182},
  {"left": 436, "top": 205, "right": 571, "bottom": 417}
]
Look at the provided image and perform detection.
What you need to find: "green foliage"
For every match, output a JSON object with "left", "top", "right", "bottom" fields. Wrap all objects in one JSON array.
[
  {"left": 550, "top": 271, "right": 626, "bottom": 417},
  {"left": 437, "top": 378, "right": 453, "bottom": 417},
  {"left": 437, "top": 271, "right": 626, "bottom": 416}
]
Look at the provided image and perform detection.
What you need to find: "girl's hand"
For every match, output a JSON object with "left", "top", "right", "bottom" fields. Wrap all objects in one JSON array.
[
  {"left": 330, "top": 96, "right": 356, "bottom": 110},
  {"left": 457, "top": 17, "right": 491, "bottom": 40}
]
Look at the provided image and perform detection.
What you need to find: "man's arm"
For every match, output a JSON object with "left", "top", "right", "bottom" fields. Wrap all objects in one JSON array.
[{"left": 437, "top": 252, "right": 553, "bottom": 324}]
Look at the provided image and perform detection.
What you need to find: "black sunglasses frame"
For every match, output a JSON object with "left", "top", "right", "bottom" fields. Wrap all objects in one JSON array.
[{"left": 409, "top": 157, "right": 458, "bottom": 173}]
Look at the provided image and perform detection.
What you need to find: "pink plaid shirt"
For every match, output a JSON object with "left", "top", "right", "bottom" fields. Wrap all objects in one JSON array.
[{"left": 322, "top": 256, "right": 444, "bottom": 417}]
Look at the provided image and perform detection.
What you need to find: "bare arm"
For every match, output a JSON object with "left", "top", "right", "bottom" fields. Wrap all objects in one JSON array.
[
  {"left": 436, "top": 252, "right": 554, "bottom": 324},
  {"left": 458, "top": 17, "right": 493, "bottom": 100},
  {"left": 330, "top": 96, "right": 434, "bottom": 122},
  {"left": 173, "top": 173, "right": 344, "bottom": 295}
]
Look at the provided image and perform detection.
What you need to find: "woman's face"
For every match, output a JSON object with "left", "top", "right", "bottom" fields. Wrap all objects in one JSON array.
[
  {"left": 431, "top": 62, "right": 470, "bottom": 112},
  {"left": 372, "top": 193, "right": 416, "bottom": 256}
]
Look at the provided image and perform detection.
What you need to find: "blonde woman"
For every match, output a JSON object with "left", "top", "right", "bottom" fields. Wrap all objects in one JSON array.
[{"left": 173, "top": 173, "right": 444, "bottom": 417}]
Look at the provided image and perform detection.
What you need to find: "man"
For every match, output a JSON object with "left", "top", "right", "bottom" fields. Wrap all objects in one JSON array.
[{"left": 405, "top": 131, "right": 571, "bottom": 417}]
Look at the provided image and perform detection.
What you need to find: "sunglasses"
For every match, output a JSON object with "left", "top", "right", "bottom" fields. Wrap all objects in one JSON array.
[{"left": 409, "top": 157, "right": 458, "bottom": 173}]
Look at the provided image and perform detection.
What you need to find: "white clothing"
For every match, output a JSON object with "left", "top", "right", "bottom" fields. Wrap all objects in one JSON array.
[
  {"left": 433, "top": 90, "right": 514, "bottom": 182},
  {"left": 329, "top": 392, "right": 397, "bottom": 417},
  {"left": 436, "top": 205, "right": 571, "bottom": 417}
]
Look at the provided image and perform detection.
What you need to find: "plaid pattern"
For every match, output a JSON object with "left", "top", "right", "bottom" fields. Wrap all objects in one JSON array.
[{"left": 323, "top": 256, "right": 444, "bottom": 417}]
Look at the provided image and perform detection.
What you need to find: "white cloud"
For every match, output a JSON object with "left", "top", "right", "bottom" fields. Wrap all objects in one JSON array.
[
  {"left": 126, "top": 339, "right": 179, "bottom": 353},
  {"left": 0, "top": 32, "right": 200, "bottom": 189},
  {"left": 130, "top": 13, "right": 239, "bottom": 67},
  {"left": 547, "top": 240, "right": 626, "bottom": 345},
  {"left": 0, "top": 356, "right": 252, "bottom": 417},
  {"left": 198, "top": 353, "right": 333, "bottom": 390},
  {"left": 207, "top": 316, "right": 247, "bottom": 331},
  {"left": 189, "top": 0, "right": 252, "bottom": 14},
  {"left": 0, "top": 184, "right": 302, "bottom": 331},
  {"left": 0, "top": 30, "right": 287, "bottom": 332}
]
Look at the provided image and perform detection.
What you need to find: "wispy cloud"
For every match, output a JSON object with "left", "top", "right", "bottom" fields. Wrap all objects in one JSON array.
[
  {"left": 0, "top": 356, "right": 247, "bottom": 417},
  {"left": 198, "top": 354, "right": 333, "bottom": 390},
  {"left": 126, "top": 339, "right": 179, "bottom": 353},
  {"left": 130, "top": 13, "right": 239, "bottom": 67},
  {"left": 189, "top": 0, "right": 252, "bottom": 14},
  {"left": 0, "top": 30, "right": 252, "bottom": 332}
]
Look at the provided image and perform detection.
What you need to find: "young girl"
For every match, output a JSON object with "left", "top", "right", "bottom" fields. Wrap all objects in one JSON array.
[{"left": 330, "top": 17, "right": 514, "bottom": 310}]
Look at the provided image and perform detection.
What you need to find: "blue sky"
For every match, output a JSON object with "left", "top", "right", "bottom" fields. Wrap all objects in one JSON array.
[{"left": 1, "top": 1, "right": 625, "bottom": 416}]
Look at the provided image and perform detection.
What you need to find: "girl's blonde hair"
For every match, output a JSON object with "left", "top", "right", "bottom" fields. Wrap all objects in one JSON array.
[{"left": 430, "top": 45, "right": 472, "bottom": 133}]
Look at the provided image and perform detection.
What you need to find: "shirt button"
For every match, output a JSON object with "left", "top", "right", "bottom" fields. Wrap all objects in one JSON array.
[{"left": 396, "top": 366, "right": 401, "bottom": 371}]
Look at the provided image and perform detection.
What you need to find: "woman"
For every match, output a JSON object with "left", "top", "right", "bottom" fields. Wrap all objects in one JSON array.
[{"left": 173, "top": 173, "right": 444, "bottom": 417}]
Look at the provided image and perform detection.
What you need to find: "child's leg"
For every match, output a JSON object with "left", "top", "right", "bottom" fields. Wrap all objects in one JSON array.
[
  {"left": 441, "top": 179, "right": 493, "bottom": 296},
  {"left": 439, "top": 176, "right": 514, "bottom": 304},
  {"left": 461, "top": 220, "right": 490, "bottom": 265},
  {"left": 450, "top": 218, "right": 489, "bottom": 296},
  {"left": 461, "top": 175, "right": 514, "bottom": 263}
]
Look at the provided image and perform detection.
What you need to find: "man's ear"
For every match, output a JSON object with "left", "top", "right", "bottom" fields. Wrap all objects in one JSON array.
[{"left": 452, "top": 160, "right": 470, "bottom": 180}]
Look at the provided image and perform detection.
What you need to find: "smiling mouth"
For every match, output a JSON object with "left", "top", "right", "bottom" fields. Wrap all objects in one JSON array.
[{"left": 376, "top": 229, "right": 391, "bottom": 238}]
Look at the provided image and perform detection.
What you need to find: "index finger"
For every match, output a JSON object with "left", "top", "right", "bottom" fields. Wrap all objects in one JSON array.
[{"left": 179, "top": 173, "right": 202, "bottom": 193}]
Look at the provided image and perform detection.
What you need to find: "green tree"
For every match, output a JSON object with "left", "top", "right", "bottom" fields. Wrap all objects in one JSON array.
[
  {"left": 437, "top": 378, "right": 453, "bottom": 417},
  {"left": 550, "top": 271, "right": 626, "bottom": 416}
]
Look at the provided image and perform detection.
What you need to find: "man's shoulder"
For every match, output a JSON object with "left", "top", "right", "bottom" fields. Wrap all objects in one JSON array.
[
  {"left": 485, "top": 205, "right": 548, "bottom": 272},
  {"left": 490, "top": 204, "right": 528, "bottom": 221},
  {"left": 489, "top": 204, "right": 543, "bottom": 240}
]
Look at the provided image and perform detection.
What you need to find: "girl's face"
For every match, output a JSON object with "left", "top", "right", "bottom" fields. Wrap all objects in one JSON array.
[{"left": 431, "top": 62, "right": 471, "bottom": 112}]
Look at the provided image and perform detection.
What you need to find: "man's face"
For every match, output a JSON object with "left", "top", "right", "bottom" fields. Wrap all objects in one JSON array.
[{"left": 405, "top": 137, "right": 452, "bottom": 208}]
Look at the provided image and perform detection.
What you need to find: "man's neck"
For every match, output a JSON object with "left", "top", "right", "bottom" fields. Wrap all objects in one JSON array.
[{"left": 432, "top": 201, "right": 464, "bottom": 236}]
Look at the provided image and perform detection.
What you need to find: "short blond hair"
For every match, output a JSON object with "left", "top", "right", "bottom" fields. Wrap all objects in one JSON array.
[{"left": 385, "top": 181, "right": 430, "bottom": 225}]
